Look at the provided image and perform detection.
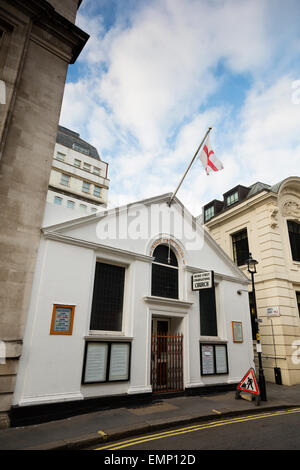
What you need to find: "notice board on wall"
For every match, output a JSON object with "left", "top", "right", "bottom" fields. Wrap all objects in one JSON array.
[
  {"left": 82, "top": 341, "right": 131, "bottom": 384},
  {"left": 50, "top": 305, "right": 75, "bottom": 335},
  {"left": 200, "top": 343, "right": 228, "bottom": 376}
]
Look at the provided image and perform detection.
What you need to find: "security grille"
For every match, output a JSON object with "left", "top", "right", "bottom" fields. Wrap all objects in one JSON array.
[{"left": 151, "top": 333, "right": 183, "bottom": 393}]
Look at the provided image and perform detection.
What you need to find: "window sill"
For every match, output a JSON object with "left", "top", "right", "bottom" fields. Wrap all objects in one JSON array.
[
  {"left": 143, "top": 296, "right": 193, "bottom": 309},
  {"left": 85, "top": 333, "right": 133, "bottom": 342},
  {"left": 200, "top": 336, "right": 227, "bottom": 344}
]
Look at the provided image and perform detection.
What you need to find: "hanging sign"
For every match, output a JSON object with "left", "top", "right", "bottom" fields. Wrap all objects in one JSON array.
[{"left": 192, "top": 271, "right": 214, "bottom": 290}]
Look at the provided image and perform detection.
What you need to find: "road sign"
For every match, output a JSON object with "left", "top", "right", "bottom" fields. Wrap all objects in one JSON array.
[
  {"left": 266, "top": 306, "right": 280, "bottom": 317},
  {"left": 237, "top": 368, "right": 260, "bottom": 395},
  {"left": 192, "top": 271, "right": 214, "bottom": 290}
]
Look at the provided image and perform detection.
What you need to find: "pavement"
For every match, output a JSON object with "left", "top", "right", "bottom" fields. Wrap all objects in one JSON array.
[{"left": 0, "top": 382, "right": 299, "bottom": 450}]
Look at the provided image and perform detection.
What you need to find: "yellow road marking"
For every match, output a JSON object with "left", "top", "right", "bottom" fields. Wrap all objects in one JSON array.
[
  {"left": 212, "top": 409, "right": 222, "bottom": 414},
  {"left": 98, "top": 430, "right": 108, "bottom": 441},
  {"left": 95, "top": 407, "right": 300, "bottom": 450}
]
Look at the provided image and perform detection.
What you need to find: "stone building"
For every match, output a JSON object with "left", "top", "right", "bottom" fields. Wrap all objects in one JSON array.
[
  {"left": 0, "top": 0, "right": 88, "bottom": 427},
  {"left": 202, "top": 177, "right": 300, "bottom": 385},
  {"left": 47, "top": 125, "right": 109, "bottom": 213}
]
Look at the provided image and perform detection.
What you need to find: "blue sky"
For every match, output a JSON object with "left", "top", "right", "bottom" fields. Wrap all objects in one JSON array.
[{"left": 60, "top": 0, "right": 300, "bottom": 214}]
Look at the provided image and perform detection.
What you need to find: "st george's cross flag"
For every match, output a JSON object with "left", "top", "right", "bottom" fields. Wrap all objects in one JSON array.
[{"left": 199, "top": 136, "right": 223, "bottom": 175}]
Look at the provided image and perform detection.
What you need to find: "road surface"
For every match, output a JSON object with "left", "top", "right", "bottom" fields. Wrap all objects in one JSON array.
[{"left": 94, "top": 407, "right": 300, "bottom": 451}]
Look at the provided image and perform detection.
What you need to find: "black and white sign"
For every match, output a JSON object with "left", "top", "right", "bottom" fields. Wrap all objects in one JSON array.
[
  {"left": 200, "top": 343, "right": 228, "bottom": 376},
  {"left": 192, "top": 271, "right": 214, "bottom": 290},
  {"left": 82, "top": 341, "right": 131, "bottom": 384},
  {"left": 201, "top": 344, "right": 215, "bottom": 375}
]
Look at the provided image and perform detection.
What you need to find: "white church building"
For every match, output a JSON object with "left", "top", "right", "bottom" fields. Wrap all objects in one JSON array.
[{"left": 12, "top": 193, "right": 254, "bottom": 423}]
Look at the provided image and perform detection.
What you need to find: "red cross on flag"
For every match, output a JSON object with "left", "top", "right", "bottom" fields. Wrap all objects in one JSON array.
[{"left": 199, "top": 136, "right": 223, "bottom": 175}]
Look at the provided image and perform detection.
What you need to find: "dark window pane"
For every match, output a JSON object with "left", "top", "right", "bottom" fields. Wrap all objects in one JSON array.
[
  {"left": 288, "top": 221, "right": 300, "bottom": 262},
  {"left": 232, "top": 229, "right": 249, "bottom": 266},
  {"left": 199, "top": 288, "right": 218, "bottom": 336},
  {"left": 151, "top": 264, "right": 178, "bottom": 299},
  {"left": 90, "top": 262, "right": 125, "bottom": 331},
  {"left": 153, "top": 245, "right": 178, "bottom": 266},
  {"left": 296, "top": 292, "right": 300, "bottom": 318}
]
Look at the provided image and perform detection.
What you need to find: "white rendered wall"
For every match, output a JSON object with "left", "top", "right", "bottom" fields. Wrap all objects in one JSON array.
[{"left": 14, "top": 199, "right": 254, "bottom": 406}]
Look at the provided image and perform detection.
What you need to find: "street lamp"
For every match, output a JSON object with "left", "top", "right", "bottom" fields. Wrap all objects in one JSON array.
[{"left": 246, "top": 253, "right": 267, "bottom": 401}]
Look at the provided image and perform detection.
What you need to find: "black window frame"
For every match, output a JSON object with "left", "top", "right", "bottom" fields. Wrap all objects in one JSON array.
[
  {"left": 296, "top": 291, "right": 300, "bottom": 318},
  {"left": 82, "top": 341, "right": 131, "bottom": 384},
  {"left": 204, "top": 205, "right": 215, "bottom": 222},
  {"left": 232, "top": 229, "right": 249, "bottom": 266},
  {"left": 200, "top": 343, "right": 229, "bottom": 376},
  {"left": 226, "top": 191, "right": 239, "bottom": 207},
  {"left": 287, "top": 220, "right": 300, "bottom": 262},
  {"left": 90, "top": 261, "right": 125, "bottom": 332},
  {"left": 151, "top": 245, "right": 179, "bottom": 299},
  {"left": 199, "top": 286, "right": 218, "bottom": 337}
]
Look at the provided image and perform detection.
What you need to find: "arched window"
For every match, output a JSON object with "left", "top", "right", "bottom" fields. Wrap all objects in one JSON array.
[{"left": 151, "top": 244, "right": 178, "bottom": 299}]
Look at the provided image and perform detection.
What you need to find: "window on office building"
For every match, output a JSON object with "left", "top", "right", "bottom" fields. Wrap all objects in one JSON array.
[
  {"left": 60, "top": 173, "right": 70, "bottom": 186},
  {"left": 232, "top": 229, "right": 249, "bottom": 266},
  {"left": 80, "top": 204, "right": 87, "bottom": 212},
  {"left": 56, "top": 152, "right": 65, "bottom": 162},
  {"left": 204, "top": 205, "right": 214, "bottom": 222},
  {"left": 199, "top": 287, "right": 218, "bottom": 336},
  {"left": 287, "top": 221, "right": 300, "bottom": 262},
  {"left": 94, "top": 186, "right": 101, "bottom": 198},
  {"left": 54, "top": 196, "right": 62, "bottom": 205},
  {"left": 226, "top": 191, "right": 239, "bottom": 207},
  {"left": 82, "top": 181, "right": 90, "bottom": 193},
  {"left": 83, "top": 163, "right": 91, "bottom": 172},
  {"left": 151, "top": 245, "right": 178, "bottom": 299},
  {"left": 74, "top": 159, "right": 81, "bottom": 168},
  {"left": 90, "top": 262, "right": 125, "bottom": 331},
  {"left": 93, "top": 167, "right": 101, "bottom": 176},
  {"left": 67, "top": 200, "right": 75, "bottom": 209},
  {"left": 73, "top": 143, "right": 89, "bottom": 155}
]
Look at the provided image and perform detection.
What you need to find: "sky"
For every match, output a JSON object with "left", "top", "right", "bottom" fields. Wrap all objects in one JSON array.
[{"left": 60, "top": 0, "right": 300, "bottom": 215}]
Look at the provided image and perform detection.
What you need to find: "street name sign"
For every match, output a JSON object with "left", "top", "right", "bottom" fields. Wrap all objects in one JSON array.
[
  {"left": 266, "top": 306, "right": 280, "bottom": 317},
  {"left": 192, "top": 271, "right": 214, "bottom": 290}
]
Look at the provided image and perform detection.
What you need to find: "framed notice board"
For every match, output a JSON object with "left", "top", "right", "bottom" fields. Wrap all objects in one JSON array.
[
  {"left": 200, "top": 343, "right": 228, "bottom": 376},
  {"left": 82, "top": 341, "right": 131, "bottom": 384},
  {"left": 50, "top": 304, "right": 75, "bottom": 335},
  {"left": 232, "top": 321, "right": 243, "bottom": 343}
]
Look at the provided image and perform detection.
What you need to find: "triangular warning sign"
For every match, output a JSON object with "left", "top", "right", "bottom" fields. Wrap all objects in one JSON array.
[{"left": 237, "top": 368, "right": 260, "bottom": 396}]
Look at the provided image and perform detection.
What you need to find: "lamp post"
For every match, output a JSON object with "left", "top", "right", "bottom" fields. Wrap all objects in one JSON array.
[{"left": 246, "top": 253, "right": 267, "bottom": 401}]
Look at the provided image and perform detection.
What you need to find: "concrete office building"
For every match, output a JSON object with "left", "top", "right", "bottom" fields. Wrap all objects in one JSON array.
[
  {"left": 0, "top": 0, "right": 88, "bottom": 427},
  {"left": 202, "top": 177, "right": 300, "bottom": 385},
  {"left": 47, "top": 125, "right": 109, "bottom": 213}
]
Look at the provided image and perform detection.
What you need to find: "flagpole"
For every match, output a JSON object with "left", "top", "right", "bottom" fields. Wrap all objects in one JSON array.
[{"left": 168, "top": 126, "right": 213, "bottom": 206}]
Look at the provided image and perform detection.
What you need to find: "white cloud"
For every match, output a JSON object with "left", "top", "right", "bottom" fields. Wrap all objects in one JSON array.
[
  {"left": 234, "top": 75, "right": 300, "bottom": 185},
  {"left": 59, "top": 0, "right": 300, "bottom": 215}
]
